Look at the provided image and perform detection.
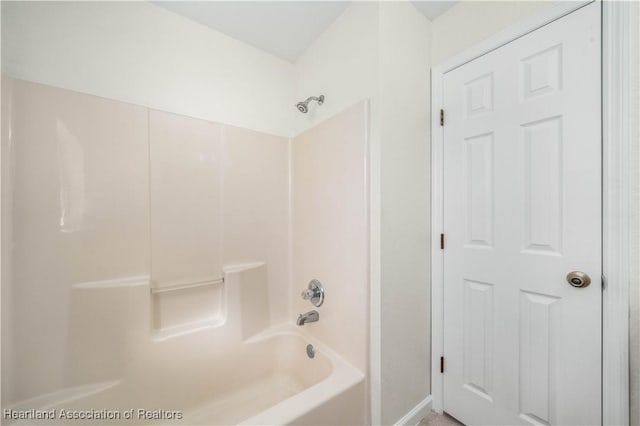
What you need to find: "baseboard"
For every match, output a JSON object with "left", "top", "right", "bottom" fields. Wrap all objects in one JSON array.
[{"left": 394, "top": 395, "right": 433, "bottom": 426}]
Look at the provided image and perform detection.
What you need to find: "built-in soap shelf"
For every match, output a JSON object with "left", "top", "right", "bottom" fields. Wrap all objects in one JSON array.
[
  {"left": 149, "top": 276, "right": 224, "bottom": 294},
  {"left": 72, "top": 275, "right": 150, "bottom": 289},
  {"left": 149, "top": 263, "right": 271, "bottom": 342},
  {"left": 151, "top": 276, "right": 226, "bottom": 339},
  {"left": 151, "top": 315, "right": 225, "bottom": 342}
]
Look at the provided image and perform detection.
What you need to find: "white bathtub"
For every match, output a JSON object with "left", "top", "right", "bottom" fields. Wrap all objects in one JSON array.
[
  {"left": 5, "top": 327, "right": 365, "bottom": 426},
  {"left": 5, "top": 263, "right": 366, "bottom": 426}
]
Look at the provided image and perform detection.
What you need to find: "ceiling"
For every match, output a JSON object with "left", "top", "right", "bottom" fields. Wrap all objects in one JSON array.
[
  {"left": 154, "top": 2, "right": 350, "bottom": 62},
  {"left": 154, "top": 1, "right": 457, "bottom": 63},
  {"left": 411, "top": 1, "right": 456, "bottom": 20}
]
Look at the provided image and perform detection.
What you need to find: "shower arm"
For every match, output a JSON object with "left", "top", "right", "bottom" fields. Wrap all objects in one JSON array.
[{"left": 304, "top": 95, "right": 324, "bottom": 105}]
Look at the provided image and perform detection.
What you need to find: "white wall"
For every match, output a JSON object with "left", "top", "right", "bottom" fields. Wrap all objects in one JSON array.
[
  {"left": 378, "top": 3, "right": 431, "bottom": 424},
  {"left": 294, "top": 3, "right": 432, "bottom": 424},
  {"left": 630, "top": 3, "right": 640, "bottom": 425},
  {"left": 292, "top": 5, "right": 383, "bottom": 423},
  {"left": 1, "top": 1, "right": 294, "bottom": 137},
  {"left": 1, "top": 74, "right": 14, "bottom": 412},
  {"left": 431, "top": 1, "right": 554, "bottom": 65},
  {"left": 1, "top": 5, "right": 7, "bottom": 411},
  {"left": 292, "top": 2, "right": 379, "bottom": 137}
]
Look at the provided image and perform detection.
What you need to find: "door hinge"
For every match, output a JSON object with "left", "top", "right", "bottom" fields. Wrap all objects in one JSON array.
[
  {"left": 440, "top": 233, "right": 445, "bottom": 250},
  {"left": 440, "top": 109, "right": 444, "bottom": 126},
  {"left": 440, "top": 356, "right": 445, "bottom": 373}
]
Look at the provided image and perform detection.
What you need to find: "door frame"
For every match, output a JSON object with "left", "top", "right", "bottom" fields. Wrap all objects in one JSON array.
[{"left": 430, "top": 1, "right": 634, "bottom": 424}]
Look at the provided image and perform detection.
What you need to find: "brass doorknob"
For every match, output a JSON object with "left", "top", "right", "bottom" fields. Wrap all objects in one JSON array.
[{"left": 566, "top": 271, "right": 591, "bottom": 288}]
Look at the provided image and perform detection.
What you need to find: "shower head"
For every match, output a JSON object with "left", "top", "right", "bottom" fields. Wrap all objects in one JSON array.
[
  {"left": 296, "top": 95, "right": 324, "bottom": 114},
  {"left": 296, "top": 102, "right": 309, "bottom": 114}
]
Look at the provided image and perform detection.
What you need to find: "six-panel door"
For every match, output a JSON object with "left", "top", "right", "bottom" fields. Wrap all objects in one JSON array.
[{"left": 443, "top": 3, "right": 601, "bottom": 425}]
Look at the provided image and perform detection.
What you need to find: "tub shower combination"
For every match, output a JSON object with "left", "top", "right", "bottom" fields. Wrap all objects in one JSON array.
[
  {"left": 6, "top": 266, "right": 363, "bottom": 425},
  {"left": 2, "top": 78, "right": 369, "bottom": 425}
]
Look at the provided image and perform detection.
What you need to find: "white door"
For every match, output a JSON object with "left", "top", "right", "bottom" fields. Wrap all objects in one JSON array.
[{"left": 442, "top": 3, "right": 601, "bottom": 425}]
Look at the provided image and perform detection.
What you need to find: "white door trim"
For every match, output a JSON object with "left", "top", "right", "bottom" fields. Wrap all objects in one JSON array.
[
  {"left": 601, "top": 1, "right": 634, "bottom": 425},
  {"left": 430, "top": 2, "right": 633, "bottom": 424}
]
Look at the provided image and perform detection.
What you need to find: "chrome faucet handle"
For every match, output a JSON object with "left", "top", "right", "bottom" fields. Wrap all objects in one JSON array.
[{"left": 301, "top": 279, "right": 324, "bottom": 307}]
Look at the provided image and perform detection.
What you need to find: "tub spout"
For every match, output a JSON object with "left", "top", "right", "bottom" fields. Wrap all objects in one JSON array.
[{"left": 297, "top": 310, "right": 319, "bottom": 326}]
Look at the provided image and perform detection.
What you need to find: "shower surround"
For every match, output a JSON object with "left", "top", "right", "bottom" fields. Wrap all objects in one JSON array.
[{"left": 1, "top": 76, "right": 369, "bottom": 425}]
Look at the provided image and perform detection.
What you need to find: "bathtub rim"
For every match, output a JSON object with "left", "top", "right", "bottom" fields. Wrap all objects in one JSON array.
[
  {"left": 238, "top": 323, "right": 365, "bottom": 426},
  {"left": 3, "top": 324, "right": 365, "bottom": 426}
]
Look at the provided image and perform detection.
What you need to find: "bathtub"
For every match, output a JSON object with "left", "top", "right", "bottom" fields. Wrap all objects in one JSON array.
[
  {"left": 5, "top": 327, "right": 365, "bottom": 426},
  {"left": 5, "top": 263, "right": 366, "bottom": 425}
]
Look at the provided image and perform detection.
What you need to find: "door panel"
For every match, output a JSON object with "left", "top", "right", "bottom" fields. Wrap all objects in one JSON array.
[{"left": 442, "top": 3, "right": 601, "bottom": 425}]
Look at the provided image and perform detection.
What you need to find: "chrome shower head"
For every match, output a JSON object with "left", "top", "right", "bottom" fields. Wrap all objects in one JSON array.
[
  {"left": 296, "top": 102, "right": 309, "bottom": 113},
  {"left": 295, "top": 95, "right": 324, "bottom": 114}
]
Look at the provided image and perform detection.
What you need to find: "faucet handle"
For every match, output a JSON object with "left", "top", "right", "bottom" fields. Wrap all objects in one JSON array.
[{"left": 301, "top": 279, "right": 324, "bottom": 307}]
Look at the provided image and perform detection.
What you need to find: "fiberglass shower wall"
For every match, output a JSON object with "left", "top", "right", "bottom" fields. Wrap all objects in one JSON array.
[
  {"left": 0, "top": 77, "right": 290, "bottom": 405},
  {"left": 148, "top": 110, "right": 290, "bottom": 334}
]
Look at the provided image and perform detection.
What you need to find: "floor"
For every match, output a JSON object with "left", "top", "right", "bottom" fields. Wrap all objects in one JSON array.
[{"left": 418, "top": 411, "right": 464, "bottom": 426}]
